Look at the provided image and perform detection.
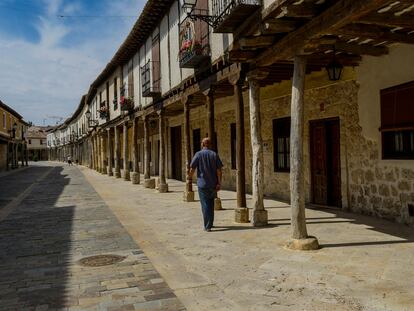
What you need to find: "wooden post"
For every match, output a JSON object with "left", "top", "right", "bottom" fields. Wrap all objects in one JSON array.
[
  {"left": 123, "top": 122, "right": 130, "bottom": 181},
  {"left": 114, "top": 126, "right": 121, "bottom": 178},
  {"left": 183, "top": 96, "right": 194, "bottom": 202},
  {"left": 158, "top": 109, "right": 168, "bottom": 193},
  {"left": 131, "top": 117, "right": 140, "bottom": 184},
  {"left": 205, "top": 89, "right": 222, "bottom": 210},
  {"left": 287, "top": 56, "right": 319, "bottom": 250},
  {"left": 229, "top": 71, "right": 248, "bottom": 223},
  {"left": 247, "top": 73, "right": 268, "bottom": 226},
  {"left": 101, "top": 134, "right": 107, "bottom": 174},
  {"left": 107, "top": 128, "right": 113, "bottom": 176},
  {"left": 143, "top": 115, "right": 155, "bottom": 188}
]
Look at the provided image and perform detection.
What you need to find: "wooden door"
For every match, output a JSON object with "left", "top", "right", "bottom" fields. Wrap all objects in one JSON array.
[
  {"left": 310, "top": 119, "right": 341, "bottom": 207},
  {"left": 310, "top": 121, "right": 328, "bottom": 205},
  {"left": 171, "top": 126, "right": 182, "bottom": 180}
]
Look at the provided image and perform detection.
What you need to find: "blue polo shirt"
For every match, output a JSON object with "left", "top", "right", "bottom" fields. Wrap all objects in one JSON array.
[{"left": 190, "top": 148, "right": 223, "bottom": 189}]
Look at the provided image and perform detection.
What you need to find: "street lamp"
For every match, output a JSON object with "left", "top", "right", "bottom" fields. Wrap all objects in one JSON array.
[
  {"left": 8, "top": 122, "right": 17, "bottom": 138},
  {"left": 86, "top": 109, "right": 98, "bottom": 128},
  {"left": 326, "top": 46, "right": 343, "bottom": 81},
  {"left": 182, "top": 0, "right": 215, "bottom": 27}
]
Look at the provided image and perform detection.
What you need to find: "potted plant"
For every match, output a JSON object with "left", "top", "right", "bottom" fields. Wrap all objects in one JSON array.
[
  {"left": 120, "top": 96, "right": 134, "bottom": 111},
  {"left": 99, "top": 106, "right": 108, "bottom": 119}
]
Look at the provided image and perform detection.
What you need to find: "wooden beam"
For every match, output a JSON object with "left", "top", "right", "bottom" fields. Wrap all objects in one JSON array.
[
  {"left": 360, "top": 13, "right": 414, "bottom": 29},
  {"left": 257, "top": 0, "right": 391, "bottom": 66},
  {"left": 277, "top": 3, "right": 319, "bottom": 18},
  {"left": 260, "top": 19, "right": 297, "bottom": 34},
  {"left": 337, "top": 23, "right": 414, "bottom": 44},
  {"left": 305, "top": 41, "right": 389, "bottom": 56},
  {"left": 239, "top": 36, "right": 275, "bottom": 49}
]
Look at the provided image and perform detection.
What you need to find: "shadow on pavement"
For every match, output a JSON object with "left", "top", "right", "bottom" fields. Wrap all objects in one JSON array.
[{"left": 0, "top": 166, "right": 73, "bottom": 309}]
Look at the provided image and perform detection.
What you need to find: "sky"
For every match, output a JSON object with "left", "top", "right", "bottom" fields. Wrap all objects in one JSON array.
[{"left": 0, "top": 0, "right": 144, "bottom": 126}]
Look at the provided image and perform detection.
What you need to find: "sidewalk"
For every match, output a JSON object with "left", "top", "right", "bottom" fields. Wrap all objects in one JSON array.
[{"left": 81, "top": 166, "right": 414, "bottom": 311}]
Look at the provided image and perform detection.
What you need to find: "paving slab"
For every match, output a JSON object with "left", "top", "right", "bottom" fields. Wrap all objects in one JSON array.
[
  {"left": 0, "top": 162, "right": 185, "bottom": 310},
  {"left": 81, "top": 164, "right": 414, "bottom": 311}
]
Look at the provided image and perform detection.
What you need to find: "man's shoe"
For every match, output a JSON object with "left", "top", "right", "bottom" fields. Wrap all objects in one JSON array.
[{"left": 206, "top": 228, "right": 212, "bottom": 232}]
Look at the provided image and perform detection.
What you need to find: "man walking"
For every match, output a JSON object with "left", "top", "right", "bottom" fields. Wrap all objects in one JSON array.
[{"left": 188, "top": 137, "right": 223, "bottom": 232}]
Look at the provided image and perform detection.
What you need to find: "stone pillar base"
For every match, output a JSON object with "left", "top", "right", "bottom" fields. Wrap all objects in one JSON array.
[
  {"left": 183, "top": 191, "right": 195, "bottom": 202},
  {"left": 108, "top": 168, "right": 113, "bottom": 176},
  {"left": 114, "top": 170, "right": 121, "bottom": 178},
  {"left": 158, "top": 183, "right": 168, "bottom": 193},
  {"left": 252, "top": 209, "right": 268, "bottom": 227},
  {"left": 123, "top": 170, "right": 131, "bottom": 181},
  {"left": 144, "top": 178, "right": 155, "bottom": 189},
  {"left": 235, "top": 207, "right": 249, "bottom": 223},
  {"left": 214, "top": 198, "right": 223, "bottom": 210},
  {"left": 101, "top": 167, "right": 107, "bottom": 175},
  {"left": 285, "top": 236, "right": 319, "bottom": 251},
  {"left": 131, "top": 172, "right": 140, "bottom": 184},
  {"left": 155, "top": 177, "right": 160, "bottom": 190}
]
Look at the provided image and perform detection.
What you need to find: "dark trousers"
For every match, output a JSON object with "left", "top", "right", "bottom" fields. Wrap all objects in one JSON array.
[{"left": 198, "top": 188, "right": 216, "bottom": 230}]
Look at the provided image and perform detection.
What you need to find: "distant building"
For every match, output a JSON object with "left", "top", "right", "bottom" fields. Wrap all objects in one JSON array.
[
  {"left": 0, "top": 100, "right": 29, "bottom": 171},
  {"left": 26, "top": 126, "right": 52, "bottom": 161}
]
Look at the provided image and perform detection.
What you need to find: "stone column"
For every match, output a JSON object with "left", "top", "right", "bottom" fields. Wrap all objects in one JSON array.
[
  {"left": 101, "top": 134, "right": 107, "bottom": 174},
  {"left": 143, "top": 116, "right": 155, "bottom": 188},
  {"left": 131, "top": 117, "right": 140, "bottom": 184},
  {"left": 183, "top": 97, "right": 194, "bottom": 202},
  {"left": 248, "top": 73, "right": 268, "bottom": 226},
  {"left": 114, "top": 126, "right": 121, "bottom": 178},
  {"left": 20, "top": 143, "right": 25, "bottom": 167},
  {"left": 107, "top": 128, "right": 113, "bottom": 176},
  {"left": 205, "top": 89, "right": 222, "bottom": 210},
  {"left": 230, "top": 73, "right": 248, "bottom": 223},
  {"left": 287, "top": 56, "right": 318, "bottom": 250},
  {"left": 122, "top": 122, "right": 130, "bottom": 181},
  {"left": 158, "top": 109, "right": 168, "bottom": 193}
]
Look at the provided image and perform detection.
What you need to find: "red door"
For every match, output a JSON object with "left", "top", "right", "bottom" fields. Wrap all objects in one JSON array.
[{"left": 310, "top": 121, "right": 328, "bottom": 205}]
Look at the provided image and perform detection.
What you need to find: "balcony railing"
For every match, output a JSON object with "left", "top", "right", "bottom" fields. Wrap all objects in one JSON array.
[
  {"left": 179, "top": 14, "right": 210, "bottom": 69},
  {"left": 141, "top": 61, "right": 161, "bottom": 97},
  {"left": 212, "top": 0, "right": 261, "bottom": 33}
]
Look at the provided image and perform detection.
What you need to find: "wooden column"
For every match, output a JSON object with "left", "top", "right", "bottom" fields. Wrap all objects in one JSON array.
[
  {"left": 288, "top": 56, "right": 319, "bottom": 250},
  {"left": 96, "top": 134, "right": 101, "bottom": 172},
  {"left": 131, "top": 117, "right": 140, "bottom": 184},
  {"left": 143, "top": 116, "right": 155, "bottom": 188},
  {"left": 100, "top": 134, "right": 107, "bottom": 174},
  {"left": 114, "top": 126, "right": 121, "bottom": 178},
  {"left": 183, "top": 96, "right": 194, "bottom": 202},
  {"left": 205, "top": 89, "right": 222, "bottom": 210},
  {"left": 123, "top": 122, "right": 130, "bottom": 181},
  {"left": 247, "top": 73, "right": 268, "bottom": 226},
  {"left": 230, "top": 71, "right": 248, "bottom": 223},
  {"left": 107, "top": 128, "right": 113, "bottom": 176},
  {"left": 20, "top": 143, "right": 25, "bottom": 167},
  {"left": 158, "top": 109, "right": 168, "bottom": 193}
]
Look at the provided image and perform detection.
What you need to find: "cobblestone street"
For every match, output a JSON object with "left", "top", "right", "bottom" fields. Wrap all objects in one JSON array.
[{"left": 0, "top": 162, "right": 185, "bottom": 310}]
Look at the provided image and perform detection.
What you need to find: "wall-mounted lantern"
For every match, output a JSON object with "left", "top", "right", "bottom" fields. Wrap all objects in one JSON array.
[{"left": 326, "top": 46, "right": 343, "bottom": 81}]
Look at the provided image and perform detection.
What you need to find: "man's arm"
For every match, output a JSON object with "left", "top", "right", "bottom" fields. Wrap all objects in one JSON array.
[{"left": 216, "top": 168, "right": 222, "bottom": 191}]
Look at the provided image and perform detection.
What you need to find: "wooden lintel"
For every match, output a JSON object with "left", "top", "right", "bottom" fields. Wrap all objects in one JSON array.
[{"left": 257, "top": 0, "right": 392, "bottom": 66}]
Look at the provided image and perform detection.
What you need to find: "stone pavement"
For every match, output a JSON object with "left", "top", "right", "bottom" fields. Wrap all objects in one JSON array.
[
  {"left": 81, "top": 165, "right": 414, "bottom": 311},
  {"left": 0, "top": 162, "right": 185, "bottom": 310}
]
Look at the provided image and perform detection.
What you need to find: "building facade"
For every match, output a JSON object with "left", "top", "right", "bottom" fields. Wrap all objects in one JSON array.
[
  {"left": 26, "top": 126, "right": 52, "bottom": 161},
  {"left": 48, "top": 0, "right": 414, "bottom": 240},
  {"left": 0, "top": 100, "right": 29, "bottom": 171}
]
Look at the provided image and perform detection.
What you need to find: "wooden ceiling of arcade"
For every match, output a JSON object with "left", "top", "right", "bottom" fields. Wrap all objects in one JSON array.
[{"left": 227, "top": 0, "right": 414, "bottom": 87}]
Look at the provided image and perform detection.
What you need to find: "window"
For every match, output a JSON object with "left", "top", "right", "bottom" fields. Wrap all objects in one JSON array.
[
  {"left": 29, "top": 139, "right": 32, "bottom": 144},
  {"left": 114, "top": 77, "right": 118, "bottom": 110},
  {"left": 2, "top": 112, "right": 5, "bottom": 129},
  {"left": 193, "top": 128, "right": 201, "bottom": 155},
  {"left": 128, "top": 64, "right": 134, "bottom": 98},
  {"left": 380, "top": 81, "right": 414, "bottom": 159},
  {"left": 273, "top": 117, "right": 291, "bottom": 172},
  {"left": 40, "top": 139, "right": 43, "bottom": 145},
  {"left": 230, "top": 123, "right": 236, "bottom": 169}
]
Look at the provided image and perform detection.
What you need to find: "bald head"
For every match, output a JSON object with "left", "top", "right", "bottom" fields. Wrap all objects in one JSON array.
[{"left": 202, "top": 137, "right": 211, "bottom": 149}]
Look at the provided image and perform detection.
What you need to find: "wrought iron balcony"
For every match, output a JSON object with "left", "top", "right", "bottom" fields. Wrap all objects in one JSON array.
[
  {"left": 179, "top": 14, "right": 210, "bottom": 69},
  {"left": 141, "top": 61, "right": 161, "bottom": 97},
  {"left": 212, "top": 0, "right": 262, "bottom": 33}
]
